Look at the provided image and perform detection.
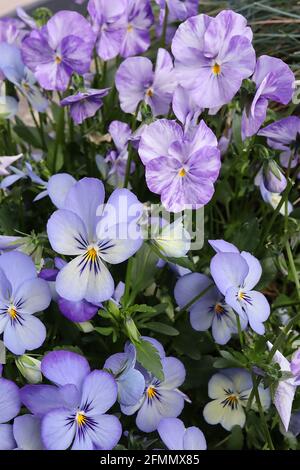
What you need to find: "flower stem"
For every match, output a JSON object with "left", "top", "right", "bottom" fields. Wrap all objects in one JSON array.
[
  {"left": 285, "top": 240, "right": 300, "bottom": 301},
  {"left": 236, "top": 314, "right": 244, "bottom": 347},
  {"left": 251, "top": 372, "right": 275, "bottom": 450}
]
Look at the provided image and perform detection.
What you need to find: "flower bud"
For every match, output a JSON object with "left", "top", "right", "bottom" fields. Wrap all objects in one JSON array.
[
  {"left": 263, "top": 160, "right": 287, "bottom": 194},
  {"left": 75, "top": 321, "right": 94, "bottom": 333},
  {"left": 125, "top": 317, "right": 140, "bottom": 343},
  {"left": 15, "top": 355, "right": 42, "bottom": 384}
]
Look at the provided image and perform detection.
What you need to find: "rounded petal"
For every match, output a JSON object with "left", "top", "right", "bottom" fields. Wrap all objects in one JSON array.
[
  {"left": 0, "top": 378, "right": 20, "bottom": 423},
  {"left": 80, "top": 370, "right": 117, "bottom": 415},
  {"left": 244, "top": 291, "right": 270, "bottom": 332},
  {"left": 41, "top": 350, "right": 90, "bottom": 388},
  {"left": 136, "top": 388, "right": 185, "bottom": 432},
  {"left": 190, "top": 300, "right": 214, "bottom": 331},
  {"left": 223, "top": 369, "right": 253, "bottom": 393},
  {"left": 210, "top": 252, "right": 249, "bottom": 295},
  {"left": 74, "top": 414, "right": 122, "bottom": 450},
  {"left": 241, "top": 251, "right": 262, "bottom": 290},
  {"left": 13, "top": 415, "right": 43, "bottom": 450},
  {"left": 58, "top": 298, "right": 98, "bottom": 322},
  {"left": 0, "top": 251, "right": 36, "bottom": 292},
  {"left": 157, "top": 417, "right": 185, "bottom": 450},
  {"left": 183, "top": 426, "right": 207, "bottom": 450},
  {"left": 174, "top": 272, "right": 213, "bottom": 309},
  {"left": 0, "top": 424, "right": 15, "bottom": 450},
  {"left": 211, "top": 315, "right": 234, "bottom": 345},
  {"left": 41, "top": 408, "right": 75, "bottom": 450},
  {"left": 47, "top": 209, "right": 89, "bottom": 256},
  {"left": 15, "top": 278, "right": 51, "bottom": 315},
  {"left": 3, "top": 314, "right": 46, "bottom": 355},
  {"left": 207, "top": 373, "right": 233, "bottom": 399},
  {"left": 208, "top": 239, "right": 239, "bottom": 254},
  {"left": 47, "top": 173, "right": 76, "bottom": 209},
  {"left": 20, "top": 384, "right": 64, "bottom": 417},
  {"left": 161, "top": 357, "right": 186, "bottom": 389},
  {"left": 98, "top": 223, "right": 143, "bottom": 264},
  {"left": 118, "top": 368, "right": 145, "bottom": 406},
  {"left": 203, "top": 399, "right": 245, "bottom": 431},
  {"left": 98, "top": 188, "right": 143, "bottom": 230}
]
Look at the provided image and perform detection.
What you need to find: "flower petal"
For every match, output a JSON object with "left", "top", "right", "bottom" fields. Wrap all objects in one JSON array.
[
  {"left": 3, "top": 314, "right": 46, "bottom": 355},
  {"left": 174, "top": 273, "right": 213, "bottom": 309},
  {"left": 15, "top": 278, "right": 51, "bottom": 315},
  {"left": 0, "top": 378, "right": 20, "bottom": 423},
  {"left": 0, "top": 424, "right": 15, "bottom": 450},
  {"left": 183, "top": 426, "right": 207, "bottom": 450},
  {"left": 207, "top": 373, "right": 234, "bottom": 399},
  {"left": 47, "top": 173, "right": 76, "bottom": 209},
  {"left": 74, "top": 414, "right": 121, "bottom": 450},
  {"left": 241, "top": 251, "right": 262, "bottom": 290},
  {"left": 210, "top": 252, "right": 249, "bottom": 295},
  {"left": 97, "top": 223, "right": 143, "bottom": 264},
  {"left": 161, "top": 357, "right": 186, "bottom": 389},
  {"left": 47, "top": 209, "right": 88, "bottom": 256},
  {"left": 41, "top": 408, "right": 76, "bottom": 450},
  {"left": 118, "top": 368, "right": 145, "bottom": 406},
  {"left": 0, "top": 251, "right": 37, "bottom": 293},
  {"left": 80, "top": 370, "right": 117, "bottom": 415},
  {"left": 41, "top": 350, "right": 90, "bottom": 388},
  {"left": 157, "top": 417, "right": 185, "bottom": 450},
  {"left": 20, "top": 384, "right": 64, "bottom": 416},
  {"left": 13, "top": 415, "right": 43, "bottom": 450}
]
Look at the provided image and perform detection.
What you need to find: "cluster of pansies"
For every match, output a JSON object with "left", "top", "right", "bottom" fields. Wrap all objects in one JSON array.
[{"left": 0, "top": 0, "right": 299, "bottom": 452}]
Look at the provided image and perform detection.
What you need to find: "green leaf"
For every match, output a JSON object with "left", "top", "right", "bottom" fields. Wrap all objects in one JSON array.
[
  {"left": 143, "top": 322, "right": 179, "bottom": 336},
  {"left": 126, "top": 304, "right": 156, "bottom": 315},
  {"left": 94, "top": 327, "right": 114, "bottom": 336},
  {"left": 14, "top": 117, "right": 43, "bottom": 148},
  {"left": 135, "top": 338, "right": 164, "bottom": 381},
  {"left": 227, "top": 425, "right": 244, "bottom": 450}
]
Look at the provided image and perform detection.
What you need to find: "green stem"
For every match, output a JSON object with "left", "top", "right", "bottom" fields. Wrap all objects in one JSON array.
[
  {"left": 236, "top": 314, "right": 244, "bottom": 347},
  {"left": 268, "top": 311, "right": 300, "bottom": 362},
  {"left": 29, "top": 105, "right": 45, "bottom": 150},
  {"left": 251, "top": 373, "right": 275, "bottom": 450},
  {"left": 285, "top": 240, "right": 300, "bottom": 301}
]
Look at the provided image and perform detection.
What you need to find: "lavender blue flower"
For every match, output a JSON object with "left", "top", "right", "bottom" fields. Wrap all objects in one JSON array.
[
  {"left": 158, "top": 417, "right": 206, "bottom": 450},
  {"left": 172, "top": 10, "right": 256, "bottom": 109},
  {"left": 138, "top": 119, "right": 221, "bottom": 212},
  {"left": 203, "top": 369, "right": 270, "bottom": 431},
  {"left": 104, "top": 343, "right": 145, "bottom": 406},
  {"left": 60, "top": 88, "right": 110, "bottom": 125},
  {"left": 209, "top": 240, "right": 270, "bottom": 335},
  {"left": 119, "top": 0, "right": 154, "bottom": 58},
  {"left": 0, "top": 377, "right": 21, "bottom": 450},
  {"left": 13, "top": 415, "right": 44, "bottom": 450},
  {"left": 255, "top": 172, "right": 293, "bottom": 215},
  {"left": 0, "top": 251, "right": 51, "bottom": 355},
  {"left": 20, "top": 350, "right": 122, "bottom": 450},
  {"left": 121, "top": 339, "right": 189, "bottom": 432},
  {"left": 174, "top": 273, "right": 247, "bottom": 345},
  {"left": 21, "top": 11, "right": 96, "bottom": 91},
  {"left": 116, "top": 48, "right": 176, "bottom": 117},
  {"left": 47, "top": 177, "right": 143, "bottom": 303}
]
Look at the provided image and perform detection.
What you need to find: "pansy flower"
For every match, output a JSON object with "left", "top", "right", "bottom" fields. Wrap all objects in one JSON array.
[
  {"left": 121, "top": 340, "right": 189, "bottom": 432},
  {"left": 0, "top": 251, "right": 51, "bottom": 355},
  {"left": 0, "top": 377, "right": 21, "bottom": 450},
  {"left": 116, "top": 48, "right": 176, "bottom": 117},
  {"left": 104, "top": 343, "right": 145, "bottom": 406},
  {"left": 254, "top": 174, "right": 293, "bottom": 216},
  {"left": 21, "top": 11, "right": 96, "bottom": 91},
  {"left": 60, "top": 88, "right": 110, "bottom": 125},
  {"left": 175, "top": 273, "right": 247, "bottom": 345},
  {"left": 203, "top": 368, "right": 270, "bottom": 431},
  {"left": 13, "top": 415, "right": 44, "bottom": 450},
  {"left": 155, "top": 0, "right": 199, "bottom": 44},
  {"left": 47, "top": 177, "right": 143, "bottom": 304},
  {"left": 0, "top": 43, "right": 48, "bottom": 113},
  {"left": 119, "top": 0, "right": 154, "bottom": 58},
  {"left": 158, "top": 417, "right": 207, "bottom": 450},
  {"left": 172, "top": 85, "right": 202, "bottom": 133},
  {"left": 138, "top": 119, "right": 220, "bottom": 212},
  {"left": 209, "top": 240, "right": 270, "bottom": 335},
  {"left": 20, "top": 350, "right": 122, "bottom": 450},
  {"left": 241, "top": 55, "right": 294, "bottom": 139},
  {"left": 88, "top": 0, "right": 127, "bottom": 61},
  {"left": 172, "top": 10, "right": 256, "bottom": 109},
  {"left": 258, "top": 116, "right": 300, "bottom": 170}
]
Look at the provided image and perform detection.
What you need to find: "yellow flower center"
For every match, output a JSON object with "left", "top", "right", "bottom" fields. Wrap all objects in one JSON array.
[
  {"left": 146, "top": 87, "right": 154, "bottom": 97},
  {"left": 238, "top": 291, "right": 246, "bottom": 300},
  {"left": 22, "top": 82, "right": 30, "bottom": 92},
  {"left": 55, "top": 55, "right": 62, "bottom": 65},
  {"left": 147, "top": 386, "right": 157, "bottom": 400},
  {"left": 212, "top": 63, "right": 221, "bottom": 75},
  {"left": 87, "top": 247, "right": 98, "bottom": 262},
  {"left": 7, "top": 306, "right": 17, "bottom": 320},
  {"left": 214, "top": 303, "right": 225, "bottom": 315},
  {"left": 127, "top": 24, "right": 133, "bottom": 32},
  {"left": 178, "top": 168, "right": 186, "bottom": 177},
  {"left": 226, "top": 394, "right": 238, "bottom": 406},
  {"left": 76, "top": 412, "right": 87, "bottom": 427}
]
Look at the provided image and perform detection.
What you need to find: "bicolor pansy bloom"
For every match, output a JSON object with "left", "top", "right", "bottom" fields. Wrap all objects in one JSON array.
[{"left": 47, "top": 177, "right": 143, "bottom": 304}]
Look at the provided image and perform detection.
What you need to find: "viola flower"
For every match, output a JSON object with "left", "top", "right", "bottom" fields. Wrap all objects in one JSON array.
[
  {"left": 116, "top": 48, "right": 176, "bottom": 117},
  {"left": 258, "top": 116, "right": 300, "bottom": 170},
  {"left": 20, "top": 350, "right": 122, "bottom": 450},
  {"left": 0, "top": 251, "right": 51, "bottom": 355},
  {"left": 121, "top": 342, "right": 188, "bottom": 433},
  {"left": 0, "top": 18, "right": 25, "bottom": 46},
  {"left": 47, "top": 177, "right": 143, "bottom": 304},
  {"left": 104, "top": 343, "right": 145, "bottom": 406},
  {"left": 291, "top": 349, "right": 300, "bottom": 385},
  {"left": 21, "top": 11, "right": 96, "bottom": 91},
  {"left": 261, "top": 160, "right": 287, "bottom": 194},
  {"left": 97, "top": 121, "right": 134, "bottom": 187},
  {"left": 210, "top": 244, "right": 270, "bottom": 334},
  {"left": 172, "top": 85, "right": 202, "bottom": 132},
  {"left": 138, "top": 119, "right": 221, "bottom": 212},
  {"left": 241, "top": 56, "right": 294, "bottom": 139},
  {"left": 0, "top": 377, "right": 21, "bottom": 450},
  {"left": 267, "top": 342, "right": 298, "bottom": 432},
  {"left": 175, "top": 273, "right": 247, "bottom": 345},
  {"left": 155, "top": 0, "right": 199, "bottom": 22},
  {"left": 60, "top": 88, "right": 110, "bottom": 125},
  {"left": 13, "top": 415, "right": 44, "bottom": 450},
  {"left": 158, "top": 417, "right": 207, "bottom": 450},
  {"left": 88, "top": 0, "right": 127, "bottom": 61},
  {"left": 119, "top": 0, "right": 154, "bottom": 58},
  {"left": 172, "top": 10, "right": 256, "bottom": 109},
  {"left": 203, "top": 369, "right": 270, "bottom": 431},
  {"left": 0, "top": 154, "right": 22, "bottom": 176},
  {"left": 0, "top": 43, "right": 48, "bottom": 113}
]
